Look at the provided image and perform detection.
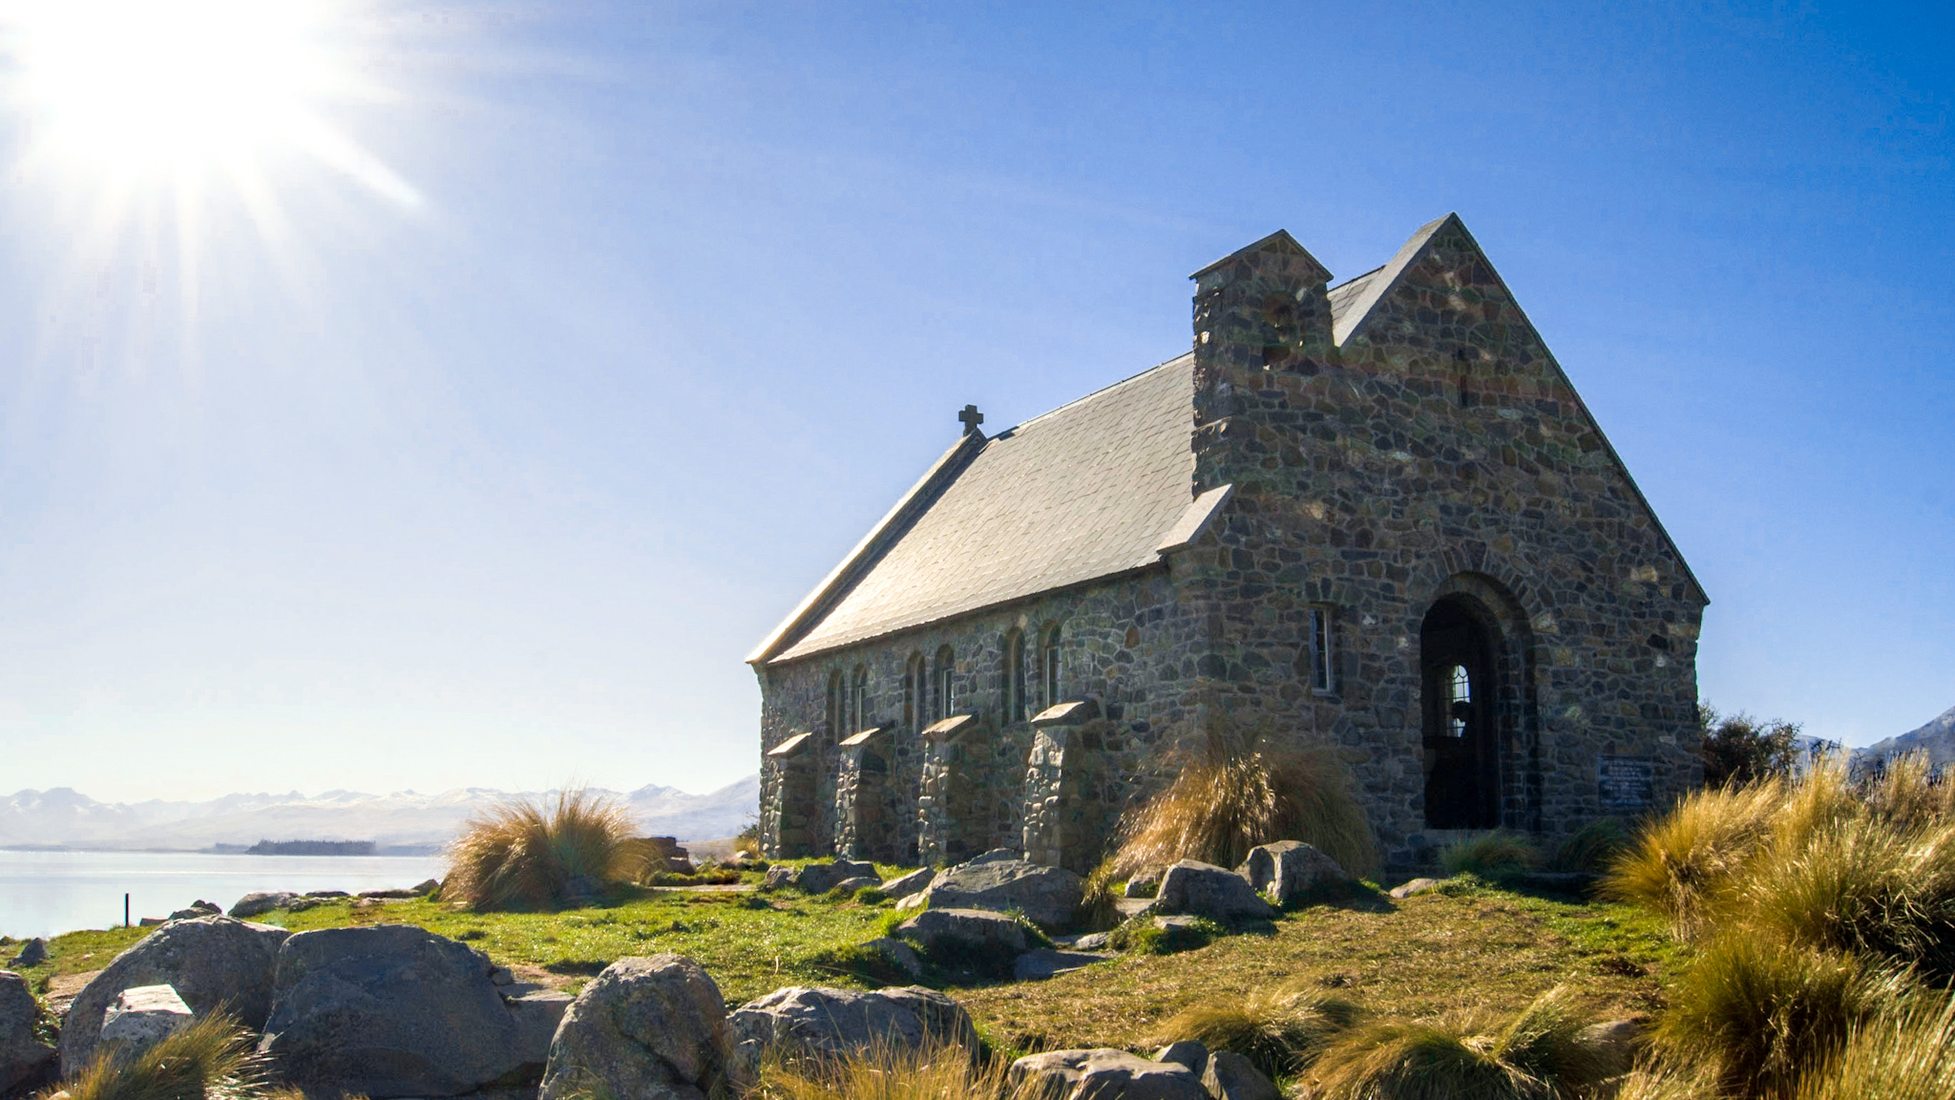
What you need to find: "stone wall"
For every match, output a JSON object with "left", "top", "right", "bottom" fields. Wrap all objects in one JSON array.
[{"left": 754, "top": 570, "right": 1211, "bottom": 862}]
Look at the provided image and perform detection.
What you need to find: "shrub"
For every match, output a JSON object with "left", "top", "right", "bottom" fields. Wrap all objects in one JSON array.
[
  {"left": 735, "top": 815, "right": 763, "bottom": 858},
  {"left": 1794, "top": 989, "right": 1955, "bottom": 1100},
  {"left": 1151, "top": 983, "right": 1362, "bottom": 1079},
  {"left": 1652, "top": 933, "right": 1908, "bottom": 1099},
  {"left": 1104, "top": 723, "right": 1378, "bottom": 882},
  {"left": 750, "top": 1039, "right": 1027, "bottom": 1100},
  {"left": 1439, "top": 832, "right": 1542, "bottom": 878},
  {"left": 48, "top": 1012, "right": 264, "bottom": 1100},
  {"left": 1603, "top": 780, "right": 1782, "bottom": 938},
  {"left": 442, "top": 788, "right": 653, "bottom": 911},
  {"left": 1699, "top": 702, "right": 1803, "bottom": 787},
  {"left": 1548, "top": 818, "right": 1630, "bottom": 874},
  {"left": 1305, "top": 987, "right": 1612, "bottom": 1100}
]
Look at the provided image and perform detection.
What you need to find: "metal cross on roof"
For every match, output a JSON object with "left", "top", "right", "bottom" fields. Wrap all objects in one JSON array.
[{"left": 958, "top": 403, "right": 984, "bottom": 435}]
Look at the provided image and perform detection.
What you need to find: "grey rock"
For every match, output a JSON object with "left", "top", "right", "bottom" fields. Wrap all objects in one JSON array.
[
  {"left": 1149, "top": 861, "right": 1273, "bottom": 926},
  {"left": 9, "top": 939, "right": 46, "bottom": 968},
  {"left": 0, "top": 971, "right": 56, "bottom": 1095},
  {"left": 894, "top": 891, "right": 928, "bottom": 912},
  {"left": 99, "top": 985, "right": 193, "bottom": 1060},
  {"left": 1124, "top": 869, "right": 1162, "bottom": 898},
  {"left": 229, "top": 891, "right": 300, "bottom": 919},
  {"left": 1389, "top": 877, "right": 1442, "bottom": 899},
  {"left": 508, "top": 991, "right": 575, "bottom": 1077},
  {"left": 828, "top": 875, "right": 882, "bottom": 895},
  {"left": 539, "top": 954, "right": 732, "bottom": 1100},
  {"left": 1070, "top": 932, "right": 1111, "bottom": 952},
  {"left": 60, "top": 915, "right": 289, "bottom": 1076},
  {"left": 413, "top": 878, "right": 442, "bottom": 895},
  {"left": 303, "top": 890, "right": 350, "bottom": 899},
  {"left": 1009, "top": 1048, "right": 1207, "bottom": 1099},
  {"left": 1579, "top": 1015, "right": 1650, "bottom": 1077},
  {"left": 880, "top": 867, "right": 935, "bottom": 899},
  {"left": 728, "top": 985, "right": 978, "bottom": 1081},
  {"left": 762, "top": 865, "right": 796, "bottom": 891},
  {"left": 1201, "top": 1050, "right": 1281, "bottom": 1100},
  {"left": 1239, "top": 841, "right": 1348, "bottom": 908},
  {"left": 168, "top": 901, "right": 222, "bottom": 921},
  {"left": 860, "top": 937, "right": 925, "bottom": 979},
  {"left": 1152, "top": 1040, "right": 1206, "bottom": 1076},
  {"left": 921, "top": 855, "right": 1084, "bottom": 929},
  {"left": 1011, "top": 949, "right": 1111, "bottom": 982},
  {"left": 259, "top": 924, "right": 525, "bottom": 1098},
  {"left": 764, "top": 860, "right": 879, "bottom": 895},
  {"left": 895, "top": 908, "right": 1031, "bottom": 969}
]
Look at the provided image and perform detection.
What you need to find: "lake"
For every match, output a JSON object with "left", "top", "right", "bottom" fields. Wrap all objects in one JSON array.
[{"left": 0, "top": 849, "right": 446, "bottom": 940}]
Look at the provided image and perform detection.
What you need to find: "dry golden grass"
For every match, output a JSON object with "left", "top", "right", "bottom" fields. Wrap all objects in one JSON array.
[
  {"left": 44, "top": 1013, "right": 263, "bottom": 1100},
  {"left": 1602, "top": 780, "right": 1783, "bottom": 939},
  {"left": 1149, "top": 982, "right": 1361, "bottom": 1079},
  {"left": 1794, "top": 989, "right": 1955, "bottom": 1100},
  {"left": 1302, "top": 986, "right": 1615, "bottom": 1100},
  {"left": 441, "top": 788, "right": 654, "bottom": 911},
  {"left": 749, "top": 1041, "right": 1033, "bottom": 1100},
  {"left": 1101, "top": 725, "right": 1378, "bottom": 883}
]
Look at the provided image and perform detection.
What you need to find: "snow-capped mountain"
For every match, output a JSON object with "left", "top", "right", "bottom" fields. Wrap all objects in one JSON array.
[
  {"left": 0, "top": 775, "right": 759, "bottom": 852},
  {"left": 1859, "top": 703, "right": 1955, "bottom": 767}
]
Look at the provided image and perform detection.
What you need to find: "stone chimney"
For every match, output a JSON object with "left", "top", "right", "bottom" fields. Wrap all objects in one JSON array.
[{"left": 1189, "top": 230, "right": 1334, "bottom": 496}]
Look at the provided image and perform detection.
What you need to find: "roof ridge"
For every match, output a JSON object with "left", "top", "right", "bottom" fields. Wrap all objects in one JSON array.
[{"left": 1012, "top": 351, "right": 1194, "bottom": 433}]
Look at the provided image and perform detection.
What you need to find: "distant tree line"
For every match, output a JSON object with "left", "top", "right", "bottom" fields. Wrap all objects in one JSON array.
[{"left": 246, "top": 839, "right": 377, "bottom": 856}]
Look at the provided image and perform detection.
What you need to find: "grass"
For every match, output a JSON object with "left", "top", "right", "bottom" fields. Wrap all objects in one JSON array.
[
  {"left": 1652, "top": 933, "right": 1907, "bottom": 1099},
  {"left": 1101, "top": 726, "right": 1379, "bottom": 885},
  {"left": 1602, "top": 779, "right": 1784, "bottom": 938},
  {"left": 45, "top": 1012, "right": 264, "bottom": 1100},
  {"left": 750, "top": 1041, "right": 1025, "bottom": 1100},
  {"left": 1793, "top": 988, "right": 1955, "bottom": 1100},
  {"left": 1439, "top": 832, "right": 1542, "bottom": 878},
  {"left": 1302, "top": 986, "right": 1615, "bottom": 1100},
  {"left": 960, "top": 877, "right": 1678, "bottom": 1056},
  {"left": 1150, "top": 982, "right": 1362, "bottom": 1079},
  {"left": 1548, "top": 818, "right": 1630, "bottom": 874},
  {"left": 442, "top": 788, "right": 656, "bottom": 911}
]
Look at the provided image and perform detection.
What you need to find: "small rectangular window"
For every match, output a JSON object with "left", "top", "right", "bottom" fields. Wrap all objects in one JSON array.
[
  {"left": 1042, "top": 643, "right": 1061, "bottom": 709},
  {"left": 1308, "top": 606, "right": 1335, "bottom": 694}
]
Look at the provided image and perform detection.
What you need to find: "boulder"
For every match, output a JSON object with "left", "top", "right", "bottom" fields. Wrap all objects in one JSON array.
[
  {"left": 1152, "top": 1040, "right": 1207, "bottom": 1076},
  {"left": 9, "top": 940, "right": 46, "bottom": 969},
  {"left": 829, "top": 875, "right": 882, "bottom": 895},
  {"left": 168, "top": 901, "right": 222, "bottom": 921},
  {"left": 894, "top": 908, "right": 1031, "bottom": 971},
  {"left": 1580, "top": 1015, "right": 1650, "bottom": 1077},
  {"left": 1011, "top": 949, "right": 1112, "bottom": 982},
  {"left": 894, "top": 892, "right": 929, "bottom": 912},
  {"left": 99, "top": 985, "right": 194, "bottom": 1060},
  {"left": 860, "top": 937, "right": 925, "bottom": 980},
  {"left": 1389, "top": 877, "right": 1442, "bottom": 899},
  {"left": 1009, "top": 1048, "right": 1207, "bottom": 1100},
  {"left": 229, "top": 892, "right": 300, "bottom": 919},
  {"left": 880, "top": 867, "right": 934, "bottom": 899},
  {"left": 1201, "top": 1050, "right": 1282, "bottom": 1100},
  {"left": 0, "top": 971, "right": 56, "bottom": 1095},
  {"left": 763, "top": 859, "right": 879, "bottom": 894},
  {"left": 539, "top": 955, "right": 733, "bottom": 1100},
  {"left": 1070, "top": 932, "right": 1111, "bottom": 952},
  {"left": 1125, "top": 869, "right": 1162, "bottom": 898},
  {"left": 508, "top": 991, "right": 575, "bottom": 1077},
  {"left": 728, "top": 985, "right": 979, "bottom": 1081},
  {"left": 258, "top": 924, "right": 525, "bottom": 1098},
  {"left": 1149, "top": 861, "right": 1273, "bottom": 926},
  {"left": 921, "top": 855, "right": 1084, "bottom": 930},
  {"left": 1239, "top": 841, "right": 1348, "bottom": 908},
  {"left": 412, "top": 878, "right": 442, "bottom": 895},
  {"left": 60, "top": 915, "right": 289, "bottom": 1076}
]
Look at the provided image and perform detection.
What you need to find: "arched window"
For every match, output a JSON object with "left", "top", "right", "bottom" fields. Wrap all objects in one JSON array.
[
  {"left": 1039, "top": 624, "right": 1062, "bottom": 710},
  {"left": 825, "top": 670, "right": 845, "bottom": 741},
  {"left": 933, "top": 645, "right": 955, "bottom": 722},
  {"left": 1002, "top": 629, "right": 1026, "bottom": 724},
  {"left": 903, "top": 652, "right": 924, "bottom": 732},
  {"left": 1447, "top": 664, "right": 1472, "bottom": 738},
  {"left": 849, "top": 665, "right": 868, "bottom": 734}
]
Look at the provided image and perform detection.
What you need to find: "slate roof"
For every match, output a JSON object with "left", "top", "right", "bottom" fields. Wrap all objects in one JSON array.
[{"left": 769, "top": 354, "right": 1200, "bottom": 663}]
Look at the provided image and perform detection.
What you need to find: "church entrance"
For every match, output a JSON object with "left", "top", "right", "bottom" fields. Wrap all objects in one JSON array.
[{"left": 1420, "top": 597, "right": 1501, "bottom": 829}]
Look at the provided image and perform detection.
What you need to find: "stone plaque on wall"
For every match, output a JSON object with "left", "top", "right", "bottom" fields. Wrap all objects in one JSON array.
[{"left": 1597, "top": 754, "right": 1656, "bottom": 811}]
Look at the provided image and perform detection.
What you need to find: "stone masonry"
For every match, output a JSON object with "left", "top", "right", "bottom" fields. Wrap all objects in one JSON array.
[{"left": 750, "top": 214, "right": 1706, "bottom": 870}]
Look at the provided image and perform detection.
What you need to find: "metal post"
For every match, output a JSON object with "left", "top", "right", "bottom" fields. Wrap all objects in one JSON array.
[{"left": 124, "top": 892, "right": 130, "bottom": 928}]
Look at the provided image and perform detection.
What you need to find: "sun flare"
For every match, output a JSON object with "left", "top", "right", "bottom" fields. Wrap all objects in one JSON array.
[{"left": 2, "top": 0, "right": 418, "bottom": 209}]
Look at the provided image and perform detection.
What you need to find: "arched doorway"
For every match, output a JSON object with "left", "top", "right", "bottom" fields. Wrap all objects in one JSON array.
[{"left": 1421, "top": 597, "right": 1501, "bottom": 828}]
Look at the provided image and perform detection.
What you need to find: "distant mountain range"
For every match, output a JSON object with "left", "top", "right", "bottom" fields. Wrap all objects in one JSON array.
[
  {"left": 1860, "top": 703, "right": 1955, "bottom": 768},
  {"left": 0, "top": 775, "right": 759, "bottom": 853}
]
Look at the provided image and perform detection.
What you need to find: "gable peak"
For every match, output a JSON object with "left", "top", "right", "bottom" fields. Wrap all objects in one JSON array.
[{"left": 1190, "top": 229, "right": 1331, "bottom": 286}]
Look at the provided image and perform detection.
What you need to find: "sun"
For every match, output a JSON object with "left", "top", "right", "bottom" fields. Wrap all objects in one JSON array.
[{"left": 1, "top": 0, "right": 418, "bottom": 208}]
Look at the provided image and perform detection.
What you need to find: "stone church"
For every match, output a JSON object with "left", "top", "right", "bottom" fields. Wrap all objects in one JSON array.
[{"left": 748, "top": 215, "right": 1706, "bottom": 871}]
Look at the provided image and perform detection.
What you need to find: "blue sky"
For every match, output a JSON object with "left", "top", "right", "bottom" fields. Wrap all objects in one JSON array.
[{"left": 0, "top": 2, "right": 1949, "bottom": 802}]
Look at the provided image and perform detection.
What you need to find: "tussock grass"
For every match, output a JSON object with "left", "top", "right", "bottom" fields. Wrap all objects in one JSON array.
[
  {"left": 1304, "top": 987, "right": 1612, "bottom": 1100},
  {"left": 1440, "top": 832, "right": 1542, "bottom": 878},
  {"left": 1103, "top": 724, "right": 1378, "bottom": 882},
  {"left": 1794, "top": 989, "right": 1955, "bottom": 1100},
  {"left": 442, "top": 788, "right": 653, "bottom": 911},
  {"left": 1549, "top": 818, "right": 1630, "bottom": 875},
  {"left": 1609, "top": 1061, "right": 1726, "bottom": 1100},
  {"left": 750, "top": 1041, "right": 1025, "bottom": 1100},
  {"left": 46, "top": 1013, "right": 263, "bottom": 1100},
  {"left": 1652, "top": 934, "right": 1908, "bottom": 1099},
  {"left": 1860, "top": 751, "right": 1955, "bottom": 832},
  {"left": 1603, "top": 781, "right": 1783, "bottom": 938},
  {"left": 1150, "top": 983, "right": 1361, "bottom": 1079}
]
